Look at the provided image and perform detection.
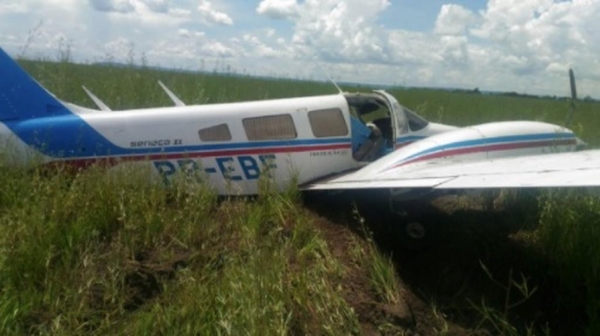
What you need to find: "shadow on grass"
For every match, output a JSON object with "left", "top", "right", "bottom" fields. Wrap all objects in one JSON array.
[{"left": 303, "top": 190, "right": 588, "bottom": 335}]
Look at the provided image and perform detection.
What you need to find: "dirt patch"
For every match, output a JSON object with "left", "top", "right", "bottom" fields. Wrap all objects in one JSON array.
[{"left": 311, "top": 214, "right": 414, "bottom": 335}]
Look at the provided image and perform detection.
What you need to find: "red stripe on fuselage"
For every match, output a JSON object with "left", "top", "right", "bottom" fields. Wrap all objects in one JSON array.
[
  {"left": 45, "top": 143, "right": 352, "bottom": 170},
  {"left": 390, "top": 138, "right": 577, "bottom": 170}
]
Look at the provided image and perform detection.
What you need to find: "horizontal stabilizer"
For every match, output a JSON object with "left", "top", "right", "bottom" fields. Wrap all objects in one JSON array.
[
  {"left": 0, "top": 48, "right": 70, "bottom": 121},
  {"left": 82, "top": 86, "right": 111, "bottom": 111},
  {"left": 158, "top": 81, "right": 185, "bottom": 106}
]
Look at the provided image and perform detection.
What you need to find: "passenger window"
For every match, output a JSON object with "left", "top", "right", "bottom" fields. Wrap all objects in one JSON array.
[
  {"left": 243, "top": 114, "right": 297, "bottom": 140},
  {"left": 308, "top": 108, "right": 348, "bottom": 137},
  {"left": 198, "top": 123, "right": 232, "bottom": 142}
]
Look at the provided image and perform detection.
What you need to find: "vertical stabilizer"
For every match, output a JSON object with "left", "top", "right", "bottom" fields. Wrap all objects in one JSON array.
[{"left": 0, "top": 48, "right": 71, "bottom": 121}]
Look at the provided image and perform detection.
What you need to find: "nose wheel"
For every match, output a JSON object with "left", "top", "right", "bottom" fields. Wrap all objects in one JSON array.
[
  {"left": 389, "top": 199, "right": 441, "bottom": 248},
  {"left": 404, "top": 221, "right": 426, "bottom": 240}
]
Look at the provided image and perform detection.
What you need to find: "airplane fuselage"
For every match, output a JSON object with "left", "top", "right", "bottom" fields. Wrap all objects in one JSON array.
[{"left": 0, "top": 48, "right": 582, "bottom": 196}]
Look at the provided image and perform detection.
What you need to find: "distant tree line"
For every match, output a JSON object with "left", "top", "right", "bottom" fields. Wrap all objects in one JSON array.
[{"left": 448, "top": 87, "right": 598, "bottom": 102}]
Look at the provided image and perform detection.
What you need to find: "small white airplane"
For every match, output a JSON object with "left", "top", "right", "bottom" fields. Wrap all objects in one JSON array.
[{"left": 1, "top": 47, "right": 598, "bottom": 239}]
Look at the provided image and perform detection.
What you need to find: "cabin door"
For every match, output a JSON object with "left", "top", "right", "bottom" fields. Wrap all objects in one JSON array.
[{"left": 373, "top": 90, "right": 408, "bottom": 150}]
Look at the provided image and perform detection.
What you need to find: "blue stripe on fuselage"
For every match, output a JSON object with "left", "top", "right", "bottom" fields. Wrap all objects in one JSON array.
[
  {"left": 401, "top": 132, "right": 576, "bottom": 162},
  {"left": 5, "top": 114, "right": 351, "bottom": 159}
]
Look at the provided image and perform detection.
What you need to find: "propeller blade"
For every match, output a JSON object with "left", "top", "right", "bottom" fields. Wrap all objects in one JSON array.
[
  {"left": 565, "top": 68, "right": 577, "bottom": 128},
  {"left": 569, "top": 68, "right": 577, "bottom": 100}
]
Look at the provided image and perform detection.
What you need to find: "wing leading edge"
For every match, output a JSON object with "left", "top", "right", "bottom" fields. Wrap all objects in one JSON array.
[{"left": 305, "top": 149, "right": 600, "bottom": 191}]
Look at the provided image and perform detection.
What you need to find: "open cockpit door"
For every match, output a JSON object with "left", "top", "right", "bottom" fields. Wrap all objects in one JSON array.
[
  {"left": 343, "top": 90, "right": 457, "bottom": 162},
  {"left": 373, "top": 90, "right": 408, "bottom": 139},
  {"left": 344, "top": 92, "right": 395, "bottom": 162},
  {"left": 373, "top": 90, "right": 457, "bottom": 149}
]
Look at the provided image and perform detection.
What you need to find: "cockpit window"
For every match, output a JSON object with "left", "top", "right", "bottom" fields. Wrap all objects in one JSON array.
[{"left": 403, "top": 107, "right": 429, "bottom": 132}]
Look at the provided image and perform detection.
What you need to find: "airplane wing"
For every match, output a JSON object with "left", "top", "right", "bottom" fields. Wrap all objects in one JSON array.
[{"left": 305, "top": 149, "right": 600, "bottom": 191}]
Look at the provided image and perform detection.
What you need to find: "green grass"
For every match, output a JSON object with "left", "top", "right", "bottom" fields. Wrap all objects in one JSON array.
[
  {"left": 537, "top": 190, "right": 600, "bottom": 335},
  {"left": 0, "top": 165, "right": 361, "bottom": 335},
  {"left": 17, "top": 59, "right": 338, "bottom": 110},
  {"left": 350, "top": 211, "right": 401, "bottom": 305}
]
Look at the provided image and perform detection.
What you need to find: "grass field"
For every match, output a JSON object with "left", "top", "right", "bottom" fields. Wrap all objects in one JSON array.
[{"left": 1, "top": 57, "right": 600, "bottom": 334}]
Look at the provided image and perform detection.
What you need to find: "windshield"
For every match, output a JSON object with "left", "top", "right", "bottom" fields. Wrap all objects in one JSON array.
[{"left": 403, "top": 106, "right": 429, "bottom": 132}]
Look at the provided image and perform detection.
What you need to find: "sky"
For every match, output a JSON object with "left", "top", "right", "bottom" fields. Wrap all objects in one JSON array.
[{"left": 1, "top": 0, "right": 599, "bottom": 97}]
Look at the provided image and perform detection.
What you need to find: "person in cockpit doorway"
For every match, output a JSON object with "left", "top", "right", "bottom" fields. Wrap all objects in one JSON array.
[{"left": 350, "top": 107, "right": 385, "bottom": 162}]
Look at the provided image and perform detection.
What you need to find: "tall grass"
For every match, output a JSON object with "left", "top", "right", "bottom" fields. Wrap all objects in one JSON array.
[
  {"left": 537, "top": 190, "right": 600, "bottom": 335},
  {"left": 0, "top": 165, "right": 362, "bottom": 334},
  {"left": 350, "top": 211, "right": 401, "bottom": 305},
  {"left": 17, "top": 60, "right": 338, "bottom": 110}
]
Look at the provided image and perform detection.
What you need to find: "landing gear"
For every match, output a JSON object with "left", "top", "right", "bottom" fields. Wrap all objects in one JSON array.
[
  {"left": 393, "top": 217, "right": 433, "bottom": 249},
  {"left": 388, "top": 198, "right": 446, "bottom": 249},
  {"left": 404, "top": 221, "right": 426, "bottom": 240}
]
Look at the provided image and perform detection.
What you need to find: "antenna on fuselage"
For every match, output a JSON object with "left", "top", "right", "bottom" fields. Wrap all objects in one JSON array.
[
  {"left": 158, "top": 81, "right": 186, "bottom": 106},
  {"left": 316, "top": 63, "right": 343, "bottom": 94},
  {"left": 564, "top": 68, "right": 577, "bottom": 128},
  {"left": 82, "top": 86, "right": 111, "bottom": 111}
]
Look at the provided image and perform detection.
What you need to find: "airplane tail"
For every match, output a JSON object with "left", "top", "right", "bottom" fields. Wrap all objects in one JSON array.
[{"left": 0, "top": 48, "right": 71, "bottom": 122}]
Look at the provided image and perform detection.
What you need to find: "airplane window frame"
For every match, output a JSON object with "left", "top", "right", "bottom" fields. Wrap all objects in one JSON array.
[
  {"left": 198, "top": 123, "right": 232, "bottom": 142},
  {"left": 308, "top": 108, "right": 349, "bottom": 138},
  {"left": 243, "top": 114, "right": 297, "bottom": 141}
]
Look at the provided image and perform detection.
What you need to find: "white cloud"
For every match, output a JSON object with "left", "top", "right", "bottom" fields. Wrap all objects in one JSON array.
[
  {"left": 169, "top": 8, "right": 191, "bottom": 17},
  {"left": 287, "top": 0, "right": 391, "bottom": 62},
  {"left": 0, "top": 2, "right": 30, "bottom": 14},
  {"left": 178, "top": 28, "right": 205, "bottom": 38},
  {"left": 197, "top": 0, "right": 233, "bottom": 26},
  {"left": 139, "top": 0, "right": 168, "bottom": 13},
  {"left": 89, "top": 0, "right": 135, "bottom": 13},
  {"left": 2, "top": 0, "right": 600, "bottom": 97},
  {"left": 243, "top": 34, "right": 288, "bottom": 58},
  {"left": 469, "top": 0, "right": 600, "bottom": 82},
  {"left": 439, "top": 35, "right": 470, "bottom": 67},
  {"left": 256, "top": 0, "right": 299, "bottom": 19},
  {"left": 434, "top": 4, "right": 476, "bottom": 36},
  {"left": 86, "top": 0, "right": 191, "bottom": 26},
  {"left": 472, "top": 0, "right": 555, "bottom": 40}
]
